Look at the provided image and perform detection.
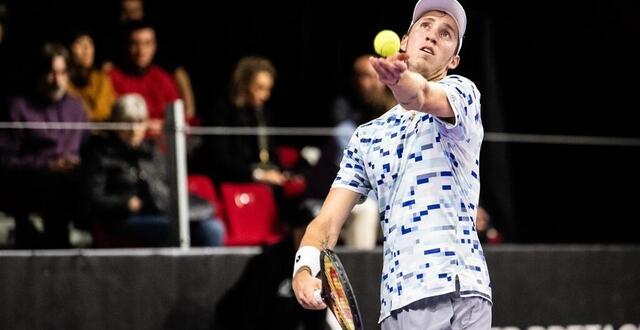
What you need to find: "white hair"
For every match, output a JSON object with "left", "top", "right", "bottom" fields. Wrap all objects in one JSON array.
[{"left": 111, "top": 93, "right": 148, "bottom": 122}]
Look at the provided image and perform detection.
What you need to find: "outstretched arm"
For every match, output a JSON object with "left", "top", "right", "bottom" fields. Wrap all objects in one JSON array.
[
  {"left": 292, "top": 187, "right": 362, "bottom": 310},
  {"left": 369, "top": 54, "right": 455, "bottom": 120}
]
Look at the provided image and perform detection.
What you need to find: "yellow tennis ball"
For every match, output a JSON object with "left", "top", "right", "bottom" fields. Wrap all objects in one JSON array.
[{"left": 373, "top": 30, "right": 401, "bottom": 57}]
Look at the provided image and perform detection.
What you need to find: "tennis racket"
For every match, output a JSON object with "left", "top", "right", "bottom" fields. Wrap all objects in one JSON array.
[{"left": 314, "top": 249, "right": 363, "bottom": 330}]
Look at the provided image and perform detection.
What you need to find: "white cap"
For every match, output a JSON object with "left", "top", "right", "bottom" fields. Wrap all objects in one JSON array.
[{"left": 410, "top": 0, "right": 467, "bottom": 54}]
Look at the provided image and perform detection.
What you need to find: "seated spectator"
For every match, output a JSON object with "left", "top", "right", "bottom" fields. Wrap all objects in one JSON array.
[
  {"left": 193, "top": 56, "right": 308, "bottom": 227},
  {"left": 82, "top": 94, "right": 224, "bottom": 247},
  {"left": 196, "top": 56, "right": 282, "bottom": 184},
  {"left": 67, "top": 31, "right": 117, "bottom": 122},
  {"left": 108, "top": 20, "right": 181, "bottom": 137},
  {"left": 0, "top": 42, "right": 88, "bottom": 248}
]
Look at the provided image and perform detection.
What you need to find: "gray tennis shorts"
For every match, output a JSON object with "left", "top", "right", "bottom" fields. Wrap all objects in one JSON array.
[{"left": 381, "top": 292, "right": 492, "bottom": 330}]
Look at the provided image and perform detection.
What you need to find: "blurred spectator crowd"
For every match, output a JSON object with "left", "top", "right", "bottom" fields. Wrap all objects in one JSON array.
[{"left": 0, "top": 0, "right": 500, "bottom": 250}]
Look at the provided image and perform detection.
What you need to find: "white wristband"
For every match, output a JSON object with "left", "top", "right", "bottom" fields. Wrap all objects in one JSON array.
[{"left": 292, "top": 246, "right": 321, "bottom": 278}]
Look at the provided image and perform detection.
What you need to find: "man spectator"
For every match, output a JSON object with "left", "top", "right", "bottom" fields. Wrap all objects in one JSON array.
[
  {"left": 0, "top": 42, "right": 88, "bottom": 248},
  {"left": 109, "top": 20, "right": 180, "bottom": 137}
]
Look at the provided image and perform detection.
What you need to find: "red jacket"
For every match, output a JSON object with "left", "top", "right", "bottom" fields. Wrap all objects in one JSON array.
[{"left": 109, "top": 65, "right": 180, "bottom": 120}]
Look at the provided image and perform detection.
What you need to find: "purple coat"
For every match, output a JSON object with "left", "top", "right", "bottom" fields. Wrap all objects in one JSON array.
[{"left": 0, "top": 93, "right": 88, "bottom": 170}]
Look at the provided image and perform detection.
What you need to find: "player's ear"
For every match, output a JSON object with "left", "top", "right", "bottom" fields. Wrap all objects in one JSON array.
[
  {"left": 447, "top": 54, "right": 460, "bottom": 70},
  {"left": 400, "top": 34, "right": 409, "bottom": 52}
]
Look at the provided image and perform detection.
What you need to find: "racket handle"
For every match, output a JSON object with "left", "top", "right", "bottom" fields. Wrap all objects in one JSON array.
[{"left": 313, "top": 289, "right": 323, "bottom": 303}]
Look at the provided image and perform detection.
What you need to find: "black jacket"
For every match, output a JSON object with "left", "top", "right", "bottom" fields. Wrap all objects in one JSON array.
[
  {"left": 82, "top": 134, "right": 170, "bottom": 223},
  {"left": 194, "top": 97, "right": 279, "bottom": 183}
]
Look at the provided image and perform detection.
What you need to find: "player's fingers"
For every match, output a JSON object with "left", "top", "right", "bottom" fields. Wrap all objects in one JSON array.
[
  {"left": 390, "top": 52, "right": 410, "bottom": 62},
  {"left": 300, "top": 288, "right": 326, "bottom": 310},
  {"left": 369, "top": 58, "right": 387, "bottom": 74},
  {"left": 379, "top": 58, "right": 405, "bottom": 80},
  {"left": 306, "top": 288, "right": 327, "bottom": 309},
  {"left": 371, "top": 60, "right": 397, "bottom": 84},
  {"left": 391, "top": 59, "right": 408, "bottom": 73}
]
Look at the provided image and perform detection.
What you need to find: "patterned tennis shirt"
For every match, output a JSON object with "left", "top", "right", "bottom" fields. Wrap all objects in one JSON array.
[{"left": 331, "top": 74, "right": 491, "bottom": 323}]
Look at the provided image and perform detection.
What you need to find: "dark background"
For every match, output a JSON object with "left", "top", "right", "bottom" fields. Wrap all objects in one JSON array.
[{"left": 1, "top": 0, "right": 639, "bottom": 243}]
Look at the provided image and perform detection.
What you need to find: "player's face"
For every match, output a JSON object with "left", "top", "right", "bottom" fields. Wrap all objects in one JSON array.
[
  {"left": 402, "top": 11, "right": 460, "bottom": 80},
  {"left": 248, "top": 71, "right": 274, "bottom": 109},
  {"left": 129, "top": 28, "right": 156, "bottom": 69}
]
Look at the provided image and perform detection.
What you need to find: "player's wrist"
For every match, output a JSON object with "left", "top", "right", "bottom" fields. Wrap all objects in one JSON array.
[
  {"left": 293, "top": 246, "right": 321, "bottom": 279},
  {"left": 293, "top": 266, "right": 313, "bottom": 278}
]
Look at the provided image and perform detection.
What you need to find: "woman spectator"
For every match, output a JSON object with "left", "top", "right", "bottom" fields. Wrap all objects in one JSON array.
[
  {"left": 67, "top": 31, "right": 117, "bottom": 122},
  {"left": 82, "top": 94, "right": 224, "bottom": 247}
]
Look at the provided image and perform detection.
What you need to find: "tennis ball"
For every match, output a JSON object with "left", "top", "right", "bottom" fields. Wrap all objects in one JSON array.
[{"left": 373, "top": 30, "right": 401, "bottom": 57}]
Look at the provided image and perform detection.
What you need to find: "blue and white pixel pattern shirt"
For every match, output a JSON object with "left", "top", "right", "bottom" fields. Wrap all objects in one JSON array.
[{"left": 332, "top": 75, "right": 491, "bottom": 322}]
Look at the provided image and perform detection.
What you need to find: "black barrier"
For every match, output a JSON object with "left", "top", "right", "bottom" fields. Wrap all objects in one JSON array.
[{"left": 0, "top": 245, "right": 639, "bottom": 330}]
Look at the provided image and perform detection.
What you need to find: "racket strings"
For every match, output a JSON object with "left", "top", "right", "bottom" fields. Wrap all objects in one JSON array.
[{"left": 324, "top": 258, "right": 356, "bottom": 329}]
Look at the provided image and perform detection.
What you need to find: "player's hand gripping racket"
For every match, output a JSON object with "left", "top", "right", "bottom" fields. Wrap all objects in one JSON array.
[{"left": 313, "top": 249, "right": 363, "bottom": 330}]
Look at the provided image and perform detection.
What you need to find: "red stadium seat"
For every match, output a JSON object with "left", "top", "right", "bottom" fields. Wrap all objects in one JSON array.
[
  {"left": 92, "top": 175, "right": 221, "bottom": 248},
  {"left": 219, "top": 182, "right": 284, "bottom": 246},
  {"left": 187, "top": 174, "right": 226, "bottom": 221}
]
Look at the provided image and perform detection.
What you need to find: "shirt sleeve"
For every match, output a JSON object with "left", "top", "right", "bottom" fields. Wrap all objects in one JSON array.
[
  {"left": 331, "top": 128, "right": 372, "bottom": 203},
  {"left": 434, "top": 75, "right": 482, "bottom": 141}
]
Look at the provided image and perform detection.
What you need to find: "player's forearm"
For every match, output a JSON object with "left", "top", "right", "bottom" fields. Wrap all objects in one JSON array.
[
  {"left": 299, "top": 188, "right": 359, "bottom": 250},
  {"left": 300, "top": 218, "right": 340, "bottom": 250},
  {"left": 294, "top": 215, "right": 339, "bottom": 278},
  {"left": 390, "top": 70, "right": 429, "bottom": 111},
  {"left": 391, "top": 71, "right": 455, "bottom": 118}
]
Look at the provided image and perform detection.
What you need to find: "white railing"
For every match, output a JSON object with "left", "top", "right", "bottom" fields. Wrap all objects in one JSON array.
[{"left": 2, "top": 100, "right": 640, "bottom": 248}]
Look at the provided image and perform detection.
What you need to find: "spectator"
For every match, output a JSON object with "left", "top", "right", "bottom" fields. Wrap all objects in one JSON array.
[
  {"left": 120, "top": 0, "right": 144, "bottom": 22},
  {"left": 196, "top": 56, "right": 305, "bottom": 185},
  {"left": 0, "top": 42, "right": 88, "bottom": 248},
  {"left": 476, "top": 205, "right": 502, "bottom": 245},
  {"left": 82, "top": 94, "right": 224, "bottom": 247},
  {"left": 67, "top": 31, "right": 117, "bottom": 122},
  {"left": 109, "top": 20, "right": 181, "bottom": 137},
  {"left": 96, "top": 0, "right": 145, "bottom": 70},
  {"left": 100, "top": 0, "right": 197, "bottom": 122},
  {"left": 193, "top": 55, "right": 308, "bottom": 228},
  {"left": 332, "top": 54, "right": 396, "bottom": 153}
]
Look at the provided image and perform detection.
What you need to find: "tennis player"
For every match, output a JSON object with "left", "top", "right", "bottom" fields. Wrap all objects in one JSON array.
[{"left": 292, "top": 0, "right": 492, "bottom": 328}]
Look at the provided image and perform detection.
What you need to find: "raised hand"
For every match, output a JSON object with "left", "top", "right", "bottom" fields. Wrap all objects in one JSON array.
[{"left": 368, "top": 53, "right": 410, "bottom": 86}]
